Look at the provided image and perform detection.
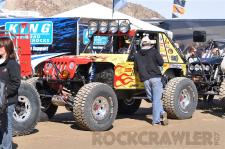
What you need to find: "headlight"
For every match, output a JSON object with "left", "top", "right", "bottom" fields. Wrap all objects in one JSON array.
[
  {"left": 194, "top": 64, "right": 201, "bottom": 71},
  {"left": 45, "top": 62, "right": 53, "bottom": 70},
  {"left": 69, "top": 61, "right": 75, "bottom": 70},
  {"left": 109, "top": 21, "right": 119, "bottom": 33},
  {"left": 88, "top": 21, "right": 98, "bottom": 34},
  {"left": 119, "top": 20, "right": 130, "bottom": 33},
  {"left": 99, "top": 21, "right": 108, "bottom": 33},
  {"left": 204, "top": 65, "right": 210, "bottom": 71},
  {"left": 189, "top": 65, "right": 194, "bottom": 71}
]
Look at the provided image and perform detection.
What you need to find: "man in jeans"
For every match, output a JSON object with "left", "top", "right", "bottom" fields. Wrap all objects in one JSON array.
[{"left": 134, "top": 35, "right": 168, "bottom": 125}]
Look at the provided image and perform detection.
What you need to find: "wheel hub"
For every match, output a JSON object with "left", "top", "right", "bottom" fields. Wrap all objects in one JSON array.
[
  {"left": 13, "top": 96, "right": 31, "bottom": 122},
  {"left": 123, "top": 98, "right": 135, "bottom": 106},
  {"left": 179, "top": 89, "right": 190, "bottom": 110},
  {"left": 92, "top": 96, "right": 110, "bottom": 121}
]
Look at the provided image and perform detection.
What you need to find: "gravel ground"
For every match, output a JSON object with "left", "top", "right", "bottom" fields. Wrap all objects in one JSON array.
[{"left": 14, "top": 100, "right": 225, "bottom": 149}]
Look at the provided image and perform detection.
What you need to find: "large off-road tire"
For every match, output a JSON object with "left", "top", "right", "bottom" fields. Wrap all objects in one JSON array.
[
  {"left": 118, "top": 98, "right": 141, "bottom": 115},
  {"left": 73, "top": 82, "right": 118, "bottom": 131},
  {"left": 13, "top": 81, "right": 41, "bottom": 136},
  {"left": 219, "top": 80, "right": 225, "bottom": 112},
  {"left": 162, "top": 77, "right": 198, "bottom": 119},
  {"left": 27, "top": 77, "right": 58, "bottom": 120}
]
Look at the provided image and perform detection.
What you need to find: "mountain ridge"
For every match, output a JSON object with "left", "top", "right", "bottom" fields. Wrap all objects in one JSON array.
[{"left": 4, "top": 0, "right": 164, "bottom": 19}]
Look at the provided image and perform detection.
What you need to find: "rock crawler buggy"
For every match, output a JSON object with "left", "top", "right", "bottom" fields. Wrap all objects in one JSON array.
[
  {"left": 187, "top": 36, "right": 225, "bottom": 110},
  {"left": 31, "top": 19, "right": 198, "bottom": 131}
]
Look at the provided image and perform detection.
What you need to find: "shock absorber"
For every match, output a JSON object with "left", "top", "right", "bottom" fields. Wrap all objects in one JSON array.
[
  {"left": 89, "top": 62, "right": 96, "bottom": 82},
  {"left": 214, "top": 67, "right": 219, "bottom": 80}
]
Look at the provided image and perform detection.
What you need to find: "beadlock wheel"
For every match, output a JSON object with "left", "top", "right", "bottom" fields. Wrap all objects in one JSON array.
[{"left": 13, "top": 96, "right": 32, "bottom": 123}]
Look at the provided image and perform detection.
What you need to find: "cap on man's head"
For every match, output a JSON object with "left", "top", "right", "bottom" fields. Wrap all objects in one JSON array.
[{"left": 141, "top": 36, "right": 156, "bottom": 50}]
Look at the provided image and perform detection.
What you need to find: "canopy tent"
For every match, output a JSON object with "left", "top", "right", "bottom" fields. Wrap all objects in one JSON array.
[{"left": 53, "top": 2, "right": 172, "bottom": 37}]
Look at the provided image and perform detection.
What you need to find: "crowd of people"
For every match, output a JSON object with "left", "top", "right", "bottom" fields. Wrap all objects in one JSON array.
[{"left": 177, "top": 41, "right": 225, "bottom": 63}]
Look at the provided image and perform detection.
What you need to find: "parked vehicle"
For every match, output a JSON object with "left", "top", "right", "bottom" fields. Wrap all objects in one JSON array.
[
  {"left": 30, "top": 19, "right": 198, "bottom": 131},
  {"left": 187, "top": 32, "right": 225, "bottom": 110}
]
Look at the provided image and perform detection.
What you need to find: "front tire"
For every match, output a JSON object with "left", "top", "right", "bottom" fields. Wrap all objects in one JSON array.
[
  {"left": 13, "top": 81, "right": 41, "bottom": 136},
  {"left": 162, "top": 77, "right": 198, "bottom": 119},
  {"left": 73, "top": 82, "right": 118, "bottom": 131}
]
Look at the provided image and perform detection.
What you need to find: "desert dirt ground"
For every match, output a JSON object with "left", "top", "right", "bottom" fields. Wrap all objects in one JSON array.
[{"left": 13, "top": 100, "right": 225, "bottom": 149}]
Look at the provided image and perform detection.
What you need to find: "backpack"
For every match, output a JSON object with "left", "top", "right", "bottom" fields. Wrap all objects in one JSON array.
[{"left": 0, "top": 79, "right": 7, "bottom": 113}]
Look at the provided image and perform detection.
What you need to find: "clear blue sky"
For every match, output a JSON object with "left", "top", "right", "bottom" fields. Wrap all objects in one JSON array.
[{"left": 128, "top": 0, "right": 225, "bottom": 19}]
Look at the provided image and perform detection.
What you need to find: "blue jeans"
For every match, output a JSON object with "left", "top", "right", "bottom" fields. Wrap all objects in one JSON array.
[
  {"left": 0, "top": 105, "right": 14, "bottom": 149},
  {"left": 144, "top": 77, "right": 165, "bottom": 124}
]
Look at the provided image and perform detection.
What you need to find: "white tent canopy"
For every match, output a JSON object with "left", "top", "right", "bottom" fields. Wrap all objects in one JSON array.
[{"left": 53, "top": 2, "right": 172, "bottom": 36}]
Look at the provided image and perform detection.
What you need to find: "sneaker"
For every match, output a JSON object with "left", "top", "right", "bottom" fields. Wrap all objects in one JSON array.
[
  {"left": 152, "top": 122, "right": 161, "bottom": 126},
  {"left": 161, "top": 112, "right": 168, "bottom": 126}
]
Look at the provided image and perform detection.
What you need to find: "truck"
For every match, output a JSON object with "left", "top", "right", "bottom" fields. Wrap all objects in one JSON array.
[{"left": 28, "top": 19, "right": 198, "bottom": 131}]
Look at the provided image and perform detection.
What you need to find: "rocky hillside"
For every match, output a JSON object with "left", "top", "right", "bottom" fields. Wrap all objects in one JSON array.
[{"left": 4, "top": 0, "right": 163, "bottom": 19}]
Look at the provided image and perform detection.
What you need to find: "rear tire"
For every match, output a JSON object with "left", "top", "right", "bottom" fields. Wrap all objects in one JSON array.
[
  {"left": 162, "top": 77, "right": 198, "bottom": 119},
  {"left": 73, "top": 82, "right": 118, "bottom": 131},
  {"left": 118, "top": 98, "right": 141, "bottom": 115},
  {"left": 13, "top": 81, "right": 41, "bottom": 136},
  {"left": 95, "top": 68, "right": 114, "bottom": 87}
]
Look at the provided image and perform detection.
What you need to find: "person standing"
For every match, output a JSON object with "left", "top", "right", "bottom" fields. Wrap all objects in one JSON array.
[
  {"left": 0, "top": 37, "right": 21, "bottom": 149},
  {"left": 134, "top": 35, "right": 168, "bottom": 126},
  {"left": 185, "top": 46, "right": 197, "bottom": 63}
]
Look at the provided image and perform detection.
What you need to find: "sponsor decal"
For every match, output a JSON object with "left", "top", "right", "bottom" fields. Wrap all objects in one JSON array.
[
  {"left": 5, "top": 21, "right": 53, "bottom": 45},
  {"left": 170, "top": 64, "right": 182, "bottom": 69},
  {"left": 171, "top": 55, "right": 178, "bottom": 61}
]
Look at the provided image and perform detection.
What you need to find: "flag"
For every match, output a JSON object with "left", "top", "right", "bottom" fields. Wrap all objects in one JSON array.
[
  {"left": 113, "top": 0, "right": 127, "bottom": 11},
  {"left": 172, "top": 0, "right": 187, "bottom": 18}
]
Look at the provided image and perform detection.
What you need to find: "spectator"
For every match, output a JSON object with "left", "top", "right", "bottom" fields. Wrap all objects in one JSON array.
[
  {"left": 0, "top": 37, "right": 21, "bottom": 149},
  {"left": 186, "top": 46, "right": 197, "bottom": 63},
  {"left": 134, "top": 35, "right": 168, "bottom": 126}
]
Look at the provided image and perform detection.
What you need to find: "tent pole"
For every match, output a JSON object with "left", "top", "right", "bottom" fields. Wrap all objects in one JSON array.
[{"left": 112, "top": 0, "right": 114, "bottom": 19}]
